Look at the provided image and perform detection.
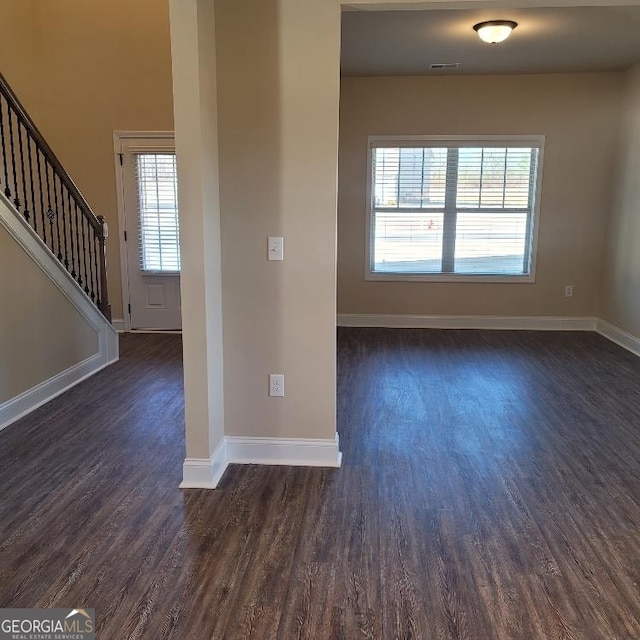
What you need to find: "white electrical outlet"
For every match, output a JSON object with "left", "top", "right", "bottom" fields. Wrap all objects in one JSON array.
[
  {"left": 269, "top": 374, "right": 284, "bottom": 397},
  {"left": 564, "top": 284, "right": 574, "bottom": 298}
]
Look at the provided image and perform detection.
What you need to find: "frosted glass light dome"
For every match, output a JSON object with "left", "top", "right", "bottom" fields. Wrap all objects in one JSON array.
[{"left": 473, "top": 20, "right": 518, "bottom": 44}]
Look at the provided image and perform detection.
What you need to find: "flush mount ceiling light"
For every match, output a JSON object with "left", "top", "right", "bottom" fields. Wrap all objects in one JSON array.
[{"left": 473, "top": 20, "right": 518, "bottom": 44}]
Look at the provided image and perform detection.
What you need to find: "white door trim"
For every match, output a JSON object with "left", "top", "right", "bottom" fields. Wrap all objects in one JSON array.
[{"left": 113, "top": 131, "right": 175, "bottom": 332}]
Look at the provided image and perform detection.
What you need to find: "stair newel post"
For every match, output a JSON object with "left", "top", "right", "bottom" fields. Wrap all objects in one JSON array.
[{"left": 97, "top": 215, "right": 111, "bottom": 322}]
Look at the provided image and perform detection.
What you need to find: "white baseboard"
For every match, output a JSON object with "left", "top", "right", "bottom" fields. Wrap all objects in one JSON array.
[
  {"left": 227, "top": 433, "right": 342, "bottom": 467},
  {"left": 337, "top": 313, "right": 640, "bottom": 357},
  {"left": 111, "top": 318, "right": 125, "bottom": 332},
  {"left": 0, "top": 193, "right": 119, "bottom": 431},
  {"left": 0, "top": 352, "right": 118, "bottom": 432},
  {"left": 180, "top": 437, "right": 229, "bottom": 489},
  {"left": 180, "top": 433, "right": 342, "bottom": 489},
  {"left": 337, "top": 314, "right": 597, "bottom": 331},
  {"left": 596, "top": 319, "right": 640, "bottom": 358}
]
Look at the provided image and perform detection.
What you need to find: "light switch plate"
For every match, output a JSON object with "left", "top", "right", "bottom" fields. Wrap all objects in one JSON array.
[{"left": 268, "top": 236, "right": 284, "bottom": 261}]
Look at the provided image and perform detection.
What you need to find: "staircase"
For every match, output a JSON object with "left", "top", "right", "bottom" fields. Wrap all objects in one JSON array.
[
  {"left": 0, "top": 72, "right": 118, "bottom": 431},
  {"left": 0, "top": 72, "right": 110, "bottom": 320}
]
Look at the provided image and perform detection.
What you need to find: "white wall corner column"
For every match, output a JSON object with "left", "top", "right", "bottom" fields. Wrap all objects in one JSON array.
[{"left": 170, "top": 0, "right": 227, "bottom": 488}]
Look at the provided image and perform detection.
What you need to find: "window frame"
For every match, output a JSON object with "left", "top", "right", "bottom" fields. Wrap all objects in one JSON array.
[{"left": 365, "top": 135, "right": 545, "bottom": 283}]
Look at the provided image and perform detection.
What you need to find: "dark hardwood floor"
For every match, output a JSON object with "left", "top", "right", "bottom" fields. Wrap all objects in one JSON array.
[{"left": 1, "top": 329, "right": 639, "bottom": 639}]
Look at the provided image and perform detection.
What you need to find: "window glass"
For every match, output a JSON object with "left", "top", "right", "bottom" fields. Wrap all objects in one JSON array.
[
  {"left": 369, "top": 140, "right": 541, "bottom": 278},
  {"left": 136, "top": 154, "right": 180, "bottom": 272}
]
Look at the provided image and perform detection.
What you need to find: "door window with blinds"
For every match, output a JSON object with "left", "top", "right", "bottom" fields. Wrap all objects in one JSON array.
[
  {"left": 367, "top": 136, "right": 543, "bottom": 281},
  {"left": 135, "top": 153, "right": 180, "bottom": 272}
]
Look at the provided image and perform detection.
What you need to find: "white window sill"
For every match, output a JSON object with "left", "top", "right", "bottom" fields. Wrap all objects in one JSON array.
[
  {"left": 141, "top": 270, "right": 181, "bottom": 276},
  {"left": 365, "top": 272, "right": 535, "bottom": 284}
]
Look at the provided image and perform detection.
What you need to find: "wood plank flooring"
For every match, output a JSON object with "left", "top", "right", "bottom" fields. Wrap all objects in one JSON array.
[{"left": 0, "top": 329, "right": 639, "bottom": 639}]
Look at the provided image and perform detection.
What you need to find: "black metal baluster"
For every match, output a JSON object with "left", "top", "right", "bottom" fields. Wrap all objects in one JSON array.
[
  {"left": 7, "top": 108, "right": 20, "bottom": 210},
  {"left": 26, "top": 134, "right": 37, "bottom": 234},
  {"left": 81, "top": 212, "right": 89, "bottom": 294},
  {"left": 89, "top": 231, "right": 98, "bottom": 301},
  {"left": 84, "top": 217, "right": 93, "bottom": 299},
  {"left": 59, "top": 180, "right": 69, "bottom": 269},
  {"left": 74, "top": 203, "right": 83, "bottom": 286},
  {"left": 75, "top": 205, "right": 83, "bottom": 287},
  {"left": 93, "top": 231, "right": 101, "bottom": 307},
  {"left": 87, "top": 217, "right": 96, "bottom": 300},
  {"left": 36, "top": 147, "right": 47, "bottom": 246},
  {"left": 85, "top": 218, "right": 92, "bottom": 297},
  {"left": 94, "top": 229, "right": 100, "bottom": 304},
  {"left": 68, "top": 191, "right": 77, "bottom": 279},
  {"left": 17, "top": 120, "right": 29, "bottom": 222},
  {"left": 52, "top": 172, "right": 62, "bottom": 261},
  {"left": 0, "top": 96, "right": 11, "bottom": 199},
  {"left": 44, "top": 159, "right": 56, "bottom": 255}
]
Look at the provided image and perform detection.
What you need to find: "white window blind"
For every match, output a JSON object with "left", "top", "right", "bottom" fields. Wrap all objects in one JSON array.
[
  {"left": 369, "top": 138, "right": 542, "bottom": 278},
  {"left": 135, "top": 153, "right": 180, "bottom": 272}
]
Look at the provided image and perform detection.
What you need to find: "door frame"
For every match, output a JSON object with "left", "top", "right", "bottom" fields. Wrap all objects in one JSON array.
[{"left": 113, "top": 131, "right": 175, "bottom": 332}]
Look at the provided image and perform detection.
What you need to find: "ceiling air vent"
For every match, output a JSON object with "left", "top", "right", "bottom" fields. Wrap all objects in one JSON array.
[{"left": 429, "top": 63, "right": 462, "bottom": 70}]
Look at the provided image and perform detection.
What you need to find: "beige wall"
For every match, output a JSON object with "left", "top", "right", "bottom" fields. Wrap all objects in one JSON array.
[
  {"left": 0, "top": 223, "right": 98, "bottom": 404},
  {"left": 0, "top": 0, "right": 38, "bottom": 111},
  {"left": 602, "top": 63, "right": 640, "bottom": 336},
  {"left": 0, "top": 0, "right": 175, "bottom": 320},
  {"left": 337, "top": 73, "right": 624, "bottom": 317},
  {"left": 213, "top": 0, "right": 340, "bottom": 439}
]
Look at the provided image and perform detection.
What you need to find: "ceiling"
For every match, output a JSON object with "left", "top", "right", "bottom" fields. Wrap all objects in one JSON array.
[{"left": 340, "top": 6, "right": 640, "bottom": 76}]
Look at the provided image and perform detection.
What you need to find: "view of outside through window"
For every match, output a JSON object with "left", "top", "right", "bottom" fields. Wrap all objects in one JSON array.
[
  {"left": 372, "top": 144, "right": 539, "bottom": 275},
  {"left": 136, "top": 153, "right": 180, "bottom": 272}
]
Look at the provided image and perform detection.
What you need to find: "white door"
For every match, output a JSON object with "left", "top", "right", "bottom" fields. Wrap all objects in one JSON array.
[{"left": 119, "top": 137, "right": 181, "bottom": 330}]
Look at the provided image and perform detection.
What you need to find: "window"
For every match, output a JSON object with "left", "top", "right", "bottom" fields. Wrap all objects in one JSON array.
[
  {"left": 135, "top": 153, "right": 180, "bottom": 272},
  {"left": 367, "top": 136, "right": 543, "bottom": 281}
]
